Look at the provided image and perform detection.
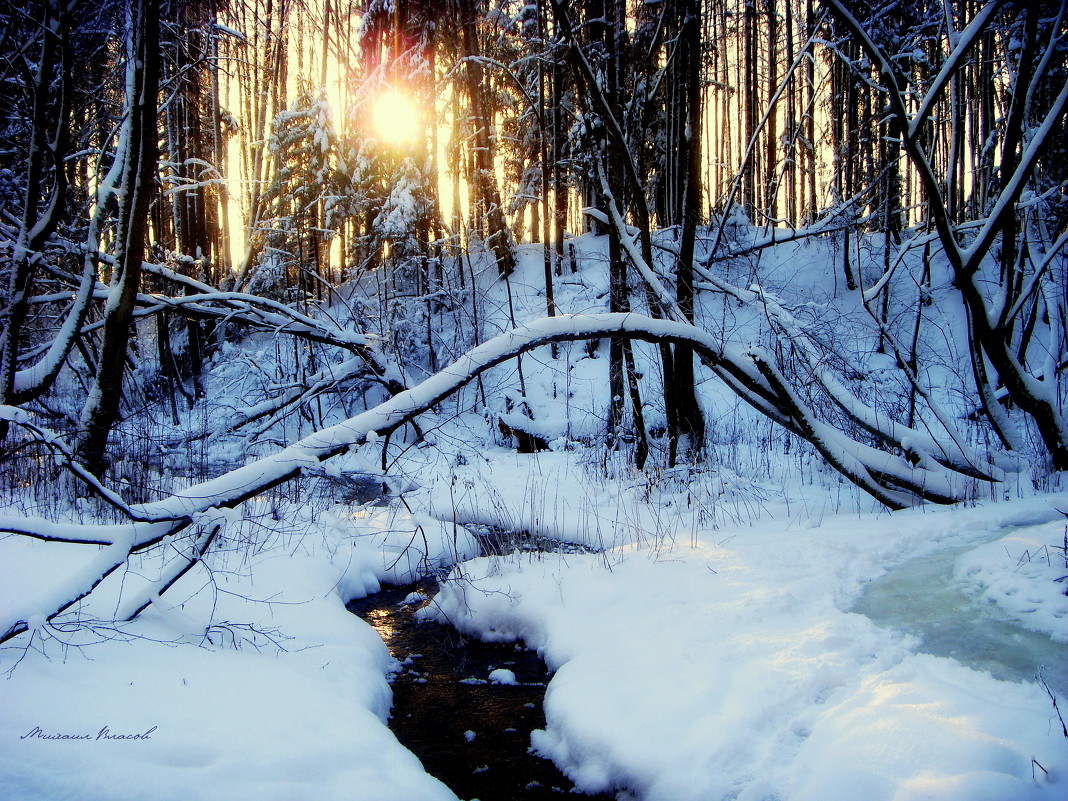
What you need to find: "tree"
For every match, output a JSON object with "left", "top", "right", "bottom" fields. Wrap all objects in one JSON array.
[
  {"left": 253, "top": 82, "right": 340, "bottom": 298},
  {"left": 457, "top": 0, "right": 518, "bottom": 278},
  {"left": 74, "top": 0, "right": 161, "bottom": 474},
  {"left": 0, "top": 0, "right": 74, "bottom": 425},
  {"left": 828, "top": 0, "right": 1068, "bottom": 471},
  {"left": 670, "top": 0, "right": 707, "bottom": 465}
]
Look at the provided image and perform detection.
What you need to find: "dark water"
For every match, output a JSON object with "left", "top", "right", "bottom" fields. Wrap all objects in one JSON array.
[{"left": 347, "top": 578, "right": 618, "bottom": 801}]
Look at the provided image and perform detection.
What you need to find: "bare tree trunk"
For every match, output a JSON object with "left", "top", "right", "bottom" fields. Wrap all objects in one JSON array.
[
  {"left": 538, "top": 7, "right": 558, "bottom": 341},
  {"left": 742, "top": 0, "right": 758, "bottom": 217},
  {"left": 587, "top": 0, "right": 628, "bottom": 450},
  {"left": 671, "top": 0, "right": 707, "bottom": 465},
  {"left": 763, "top": 0, "right": 778, "bottom": 219},
  {"left": 75, "top": 0, "right": 160, "bottom": 474},
  {"left": 551, "top": 37, "right": 568, "bottom": 278},
  {"left": 0, "top": 0, "right": 72, "bottom": 432},
  {"left": 460, "top": 0, "right": 517, "bottom": 278}
]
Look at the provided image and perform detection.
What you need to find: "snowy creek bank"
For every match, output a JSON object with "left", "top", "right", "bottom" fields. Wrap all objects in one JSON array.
[
  {"left": 852, "top": 532, "right": 1068, "bottom": 696},
  {"left": 414, "top": 502, "right": 1068, "bottom": 801},
  {"left": 347, "top": 577, "right": 618, "bottom": 801}
]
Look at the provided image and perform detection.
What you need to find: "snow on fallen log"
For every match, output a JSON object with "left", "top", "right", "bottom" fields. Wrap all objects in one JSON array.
[{"left": 0, "top": 311, "right": 986, "bottom": 643}]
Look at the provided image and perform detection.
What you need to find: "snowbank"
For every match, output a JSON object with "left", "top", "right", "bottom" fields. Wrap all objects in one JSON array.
[
  {"left": 425, "top": 498, "right": 1068, "bottom": 801},
  {"left": 955, "top": 517, "right": 1068, "bottom": 643},
  {"left": 0, "top": 503, "right": 474, "bottom": 801}
]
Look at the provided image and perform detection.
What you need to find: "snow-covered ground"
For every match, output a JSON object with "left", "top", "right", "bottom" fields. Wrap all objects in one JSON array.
[
  {"left": 2, "top": 465, "right": 1065, "bottom": 801},
  {"left": 426, "top": 466, "right": 1068, "bottom": 801},
  {"left": 0, "top": 503, "right": 474, "bottom": 801},
  {"left": 2, "top": 230, "right": 1067, "bottom": 800}
]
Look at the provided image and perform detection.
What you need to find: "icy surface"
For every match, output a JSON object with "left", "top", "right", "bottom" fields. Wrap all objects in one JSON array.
[
  {"left": 425, "top": 499, "right": 1068, "bottom": 801},
  {"left": 854, "top": 526, "right": 1068, "bottom": 694}
]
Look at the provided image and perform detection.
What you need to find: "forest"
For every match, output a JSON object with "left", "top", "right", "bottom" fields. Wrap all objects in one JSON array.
[{"left": 1, "top": 0, "right": 1067, "bottom": 799}]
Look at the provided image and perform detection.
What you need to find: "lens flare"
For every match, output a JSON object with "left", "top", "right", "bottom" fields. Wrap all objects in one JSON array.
[{"left": 372, "top": 90, "right": 420, "bottom": 146}]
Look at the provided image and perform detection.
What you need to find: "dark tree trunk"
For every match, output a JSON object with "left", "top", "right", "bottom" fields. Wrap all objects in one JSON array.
[
  {"left": 670, "top": 0, "right": 706, "bottom": 465},
  {"left": 0, "top": 0, "right": 72, "bottom": 426},
  {"left": 459, "top": 0, "right": 517, "bottom": 278},
  {"left": 75, "top": 0, "right": 160, "bottom": 474}
]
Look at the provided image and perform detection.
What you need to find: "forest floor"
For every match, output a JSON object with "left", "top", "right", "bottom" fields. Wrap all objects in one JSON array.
[{"left": 2, "top": 233, "right": 1067, "bottom": 800}]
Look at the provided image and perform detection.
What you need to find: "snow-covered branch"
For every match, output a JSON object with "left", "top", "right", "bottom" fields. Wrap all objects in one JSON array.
[
  {"left": 826, "top": 0, "right": 1068, "bottom": 470},
  {"left": 696, "top": 272, "right": 1004, "bottom": 481},
  {"left": 2, "top": 298, "right": 1004, "bottom": 644}
]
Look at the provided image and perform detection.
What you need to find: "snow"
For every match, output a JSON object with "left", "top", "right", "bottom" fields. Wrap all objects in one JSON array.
[
  {"left": 3, "top": 222, "right": 1067, "bottom": 801},
  {"left": 424, "top": 498, "right": 1068, "bottom": 801},
  {"left": 955, "top": 520, "right": 1068, "bottom": 643},
  {"left": 16, "top": 471, "right": 1065, "bottom": 801},
  {"left": 488, "top": 668, "right": 517, "bottom": 685},
  {"left": 0, "top": 504, "right": 470, "bottom": 801}
]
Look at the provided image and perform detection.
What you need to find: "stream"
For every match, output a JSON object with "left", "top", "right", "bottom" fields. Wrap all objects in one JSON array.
[
  {"left": 348, "top": 522, "right": 1067, "bottom": 800},
  {"left": 852, "top": 539, "right": 1068, "bottom": 695},
  {"left": 347, "top": 574, "right": 618, "bottom": 801}
]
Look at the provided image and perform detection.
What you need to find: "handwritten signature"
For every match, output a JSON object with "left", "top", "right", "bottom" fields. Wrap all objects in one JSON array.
[{"left": 20, "top": 726, "right": 157, "bottom": 741}]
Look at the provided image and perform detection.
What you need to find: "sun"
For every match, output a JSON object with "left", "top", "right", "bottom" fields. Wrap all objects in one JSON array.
[{"left": 372, "top": 90, "right": 420, "bottom": 147}]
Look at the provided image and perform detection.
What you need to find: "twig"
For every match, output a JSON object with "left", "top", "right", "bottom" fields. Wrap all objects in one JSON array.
[{"left": 1038, "top": 674, "right": 1068, "bottom": 738}]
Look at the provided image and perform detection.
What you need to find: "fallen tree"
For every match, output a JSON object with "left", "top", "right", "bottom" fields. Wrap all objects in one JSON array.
[{"left": 1, "top": 309, "right": 995, "bottom": 645}]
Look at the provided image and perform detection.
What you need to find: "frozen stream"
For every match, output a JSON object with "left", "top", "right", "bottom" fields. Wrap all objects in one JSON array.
[{"left": 852, "top": 538, "right": 1068, "bottom": 696}]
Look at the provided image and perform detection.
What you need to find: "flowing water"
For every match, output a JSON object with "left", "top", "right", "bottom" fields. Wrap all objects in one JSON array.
[
  {"left": 348, "top": 577, "right": 618, "bottom": 801},
  {"left": 852, "top": 540, "right": 1068, "bottom": 695},
  {"left": 350, "top": 526, "right": 1066, "bottom": 800}
]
